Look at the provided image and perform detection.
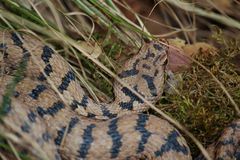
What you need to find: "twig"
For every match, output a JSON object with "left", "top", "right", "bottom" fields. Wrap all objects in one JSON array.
[{"left": 165, "top": 0, "right": 240, "bottom": 30}]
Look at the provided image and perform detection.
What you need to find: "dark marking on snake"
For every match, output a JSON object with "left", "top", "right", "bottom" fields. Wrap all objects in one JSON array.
[
  {"left": 28, "top": 84, "right": 47, "bottom": 99},
  {"left": 54, "top": 126, "right": 66, "bottom": 146},
  {"left": 36, "top": 101, "right": 64, "bottom": 117},
  {"left": 21, "top": 122, "right": 30, "bottom": 133},
  {"left": 70, "top": 96, "right": 88, "bottom": 110},
  {"left": 135, "top": 114, "right": 151, "bottom": 153},
  {"left": 37, "top": 73, "right": 47, "bottom": 81},
  {"left": 27, "top": 110, "right": 37, "bottom": 123},
  {"left": 218, "top": 139, "right": 235, "bottom": 146},
  {"left": 0, "top": 43, "right": 7, "bottom": 50},
  {"left": 70, "top": 100, "right": 79, "bottom": 111},
  {"left": 142, "top": 75, "right": 157, "bottom": 97},
  {"left": 142, "top": 64, "right": 151, "bottom": 70},
  {"left": 153, "top": 44, "right": 163, "bottom": 51},
  {"left": 87, "top": 113, "right": 96, "bottom": 118},
  {"left": 36, "top": 106, "right": 46, "bottom": 118},
  {"left": 11, "top": 32, "right": 23, "bottom": 46},
  {"left": 119, "top": 87, "right": 144, "bottom": 110},
  {"left": 22, "top": 49, "right": 31, "bottom": 60},
  {"left": 14, "top": 91, "right": 20, "bottom": 97},
  {"left": 79, "top": 95, "right": 89, "bottom": 108},
  {"left": 47, "top": 101, "right": 65, "bottom": 116},
  {"left": 101, "top": 105, "right": 117, "bottom": 118},
  {"left": 118, "top": 59, "right": 140, "bottom": 78},
  {"left": 107, "top": 118, "right": 122, "bottom": 158},
  {"left": 58, "top": 70, "right": 75, "bottom": 93},
  {"left": 154, "top": 130, "right": 189, "bottom": 157},
  {"left": 68, "top": 117, "right": 80, "bottom": 133},
  {"left": 77, "top": 124, "right": 96, "bottom": 159},
  {"left": 143, "top": 49, "right": 155, "bottom": 60},
  {"left": 70, "top": 100, "right": 79, "bottom": 110},
  {"left": 153, "top": 54, "right": 164, "bottom": 66},
  {"left": 154, "top": 70, "right": 159, "bottom": 77},
  {"left": 44, "top": 64, "right": 53, "bottom": 76},
  {"left": 54, "top": 117, "right": 79, "bottom": 145},
  {"left": 119, "top": 101, "right": 134, "bottom": 110},
  {"left": 229, "top": 122, "right": 240, "bottom": 130},
  {"left": 41, "top": 45, "right": 54, "bottom": 63},
  {"left": 0, "top": 43, "right": 7, "bottom": 58}
]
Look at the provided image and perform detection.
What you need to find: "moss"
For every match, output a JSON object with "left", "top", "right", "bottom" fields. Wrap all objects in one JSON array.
[{"left": 155, "top": 34, "right": 240, "bottom": 157}]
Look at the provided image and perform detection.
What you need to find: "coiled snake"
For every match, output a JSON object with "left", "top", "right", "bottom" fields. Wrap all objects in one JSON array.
[{"left": 0, "top": 31, "right": 239, "bottom": 160}]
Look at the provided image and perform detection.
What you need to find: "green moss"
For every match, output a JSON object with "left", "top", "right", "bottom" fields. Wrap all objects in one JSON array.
[{"left": 156, "top": 34, "right": 240, "bottom": 157}]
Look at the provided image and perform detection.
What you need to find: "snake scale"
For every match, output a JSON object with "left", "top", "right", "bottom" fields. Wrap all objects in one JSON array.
[{"left": 0, "top": 30, "right": 239, "bottom": 160}]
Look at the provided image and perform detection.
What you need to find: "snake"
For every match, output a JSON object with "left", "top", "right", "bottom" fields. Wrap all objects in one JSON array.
[{"left": 0, "top": 30, "right": 239, "bottom": 160}]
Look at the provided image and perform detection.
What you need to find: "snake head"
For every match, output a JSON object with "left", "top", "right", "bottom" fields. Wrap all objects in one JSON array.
[
  {"left": 115, "top": 41, "right": 168, "bottom": 109},
  {"left": 134, "top": 41, "right": 168, "bottom": 99}
]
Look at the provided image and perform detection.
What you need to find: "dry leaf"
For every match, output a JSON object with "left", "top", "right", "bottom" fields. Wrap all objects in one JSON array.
[
  {"left": 183, "top": 42, "right": 218, "bottom": 57},
  {"left": 166, "top": 45, "right": 192, "bottom": 73}
]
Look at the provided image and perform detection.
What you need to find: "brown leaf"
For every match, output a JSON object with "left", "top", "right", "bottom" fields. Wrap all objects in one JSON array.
[
  {"left": 183, "top": 42, "right": 218, "bottom": 57},
  {"left": 166, "top": 45, "right": 192, "bottom": 73}
]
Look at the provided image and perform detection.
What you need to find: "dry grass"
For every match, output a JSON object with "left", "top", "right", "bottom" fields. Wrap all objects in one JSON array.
[{"left": 0, "top": 0, "right": 239, "bottom": 159}]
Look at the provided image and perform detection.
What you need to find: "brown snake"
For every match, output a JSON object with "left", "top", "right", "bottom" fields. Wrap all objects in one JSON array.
[{"left": 0, "top": 31, "right": 239, "bottom": 160}]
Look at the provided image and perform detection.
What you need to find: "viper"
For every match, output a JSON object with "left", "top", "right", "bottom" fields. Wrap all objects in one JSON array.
[{"left": 0, "top": 31, "right": 239, "bottom": 160}]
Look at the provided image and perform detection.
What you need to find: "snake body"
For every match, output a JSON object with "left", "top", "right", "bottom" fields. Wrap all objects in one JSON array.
[{"left": 0, "top": 31, "right": 239, "bottom": 160}]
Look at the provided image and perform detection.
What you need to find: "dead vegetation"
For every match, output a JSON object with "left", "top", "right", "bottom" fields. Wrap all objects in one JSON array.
[{"left": 0, "top": 0, "right": 239, "bottom": 159}]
